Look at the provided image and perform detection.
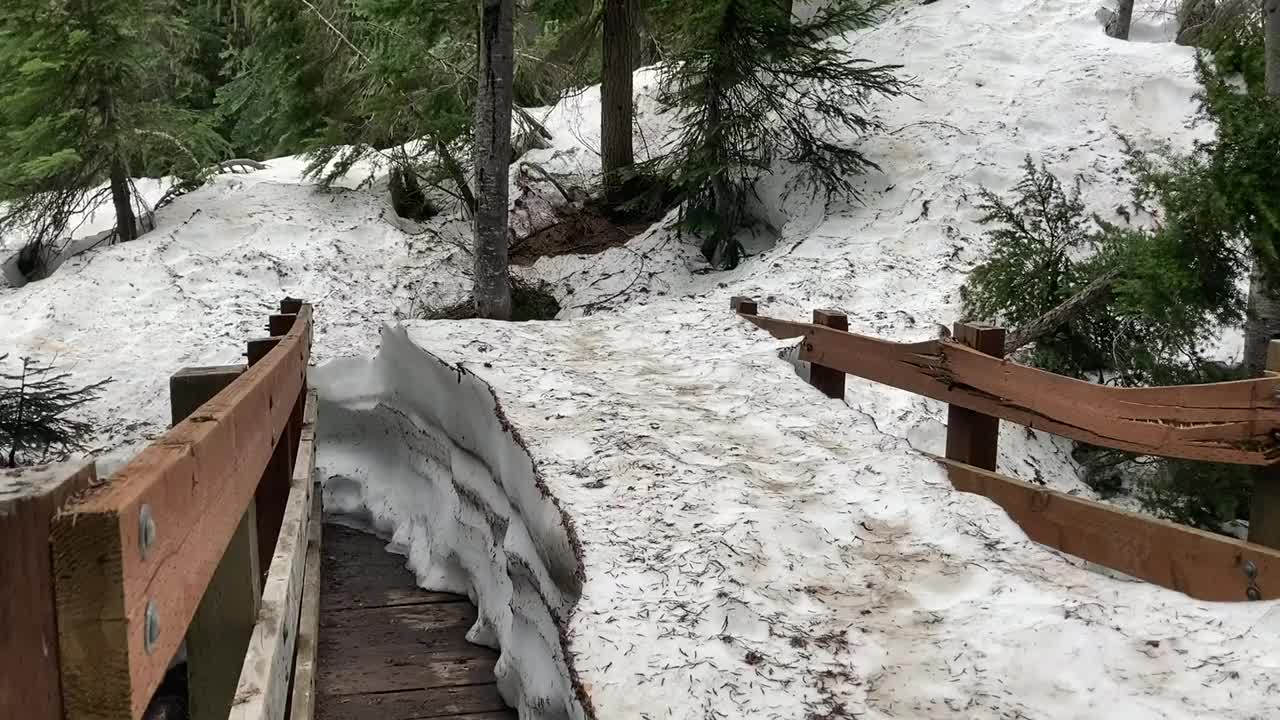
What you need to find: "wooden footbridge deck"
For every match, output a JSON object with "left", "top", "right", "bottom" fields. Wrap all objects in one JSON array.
[{"left": 2, "top": 300, "right": 513, "bottom": 720}]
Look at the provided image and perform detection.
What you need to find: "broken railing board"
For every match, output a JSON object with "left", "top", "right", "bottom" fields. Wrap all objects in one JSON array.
[
  {"left": 736, "top": 311, "right": 1280, "bottom": 465},
  {"left": 52, "top": 304, "right": 312, "bottom": 720},
  {"left": 0, "top": 461, "right": 98, "bottom": 720},
  {"left": 229, "top": 395, "right": 317, "bottom": 720},
  {"left": 932, "top": 455, "right": 1277, "bottom": 602}
]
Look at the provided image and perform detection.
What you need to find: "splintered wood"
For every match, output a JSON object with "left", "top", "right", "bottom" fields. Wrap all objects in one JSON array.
[{"left": 737, "top": 310, "right": 1280, "bottom": 465}]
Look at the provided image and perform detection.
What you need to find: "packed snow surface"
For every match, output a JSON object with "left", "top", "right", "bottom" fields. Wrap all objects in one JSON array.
[
  {"left": 2, "top": 0, "right": 1278, "bottom": 716},
  {"left": 318, "top": 305, "right": 1280, "bottom": 720}
]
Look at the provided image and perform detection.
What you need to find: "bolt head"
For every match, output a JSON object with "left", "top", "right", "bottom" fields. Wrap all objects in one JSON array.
[
  {"left": 139, "top": 505, "right": 156, "bottom": 560},
  {"left": 143, "top": 601, "right": 161, "bottom": 653}
]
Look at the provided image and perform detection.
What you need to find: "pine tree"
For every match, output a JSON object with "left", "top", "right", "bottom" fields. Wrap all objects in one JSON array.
[
  {"left": 0, "top": 0, "right": 226, "bottom": 263},
  {"left": 652, "top": 0, "right": 908, "bottom": 268},
  {"left": 0, "top": 355, "right": 110, "bottom": 468}
]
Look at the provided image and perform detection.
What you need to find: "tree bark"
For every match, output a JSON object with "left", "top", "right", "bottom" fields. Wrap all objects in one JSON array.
[
  {"left": 110, "top": 158, "right": 137, "bottom": 242},
  {"left": 1244, "top": 5, "right": 1280, "bottom": 375},
  {"left": 473, "top": 0, "right": 515, "bottom": 320},
  {"left": 1106, "top": 0, "right": 1135, "bottom": 40},
  {"left": 601, "top": 0, "right": 636, "bottom": 207},
  {"left": 1002, "top": 267, "right": 1123, "bottom": 355},
  {"left": 1267, "top": 0, "right": 1280, "bottom": 96}
]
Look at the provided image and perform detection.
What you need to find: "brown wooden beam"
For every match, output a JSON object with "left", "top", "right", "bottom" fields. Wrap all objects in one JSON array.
[
  {"left": 52, "top": 304, "right": 312, "bottom": 720},
  {"left": 945, "top": 323, "right": 1006, "bottom": 471},
  {"left": 809, "top": 310, "right": 848, "bottom": 399},
  {"left": 0, "top": 461, "right": 98, "bottom": 720},
  {"left": 737, "top": 312, "right": 1280, "bottom": 465},
  {"left": 933, "top": 455, "right": 1277, "bottom": 602}
]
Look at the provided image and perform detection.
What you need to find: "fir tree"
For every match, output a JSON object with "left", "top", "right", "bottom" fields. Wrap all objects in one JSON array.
[
  {"left": 0, "top": 355, "right": 110, "bottom": 468},
  {"left": 0, "top": 0, "right": 226, "bottom": 267},
  {"left": 651, "top": 0, "right": 909, "bottom": 268}
]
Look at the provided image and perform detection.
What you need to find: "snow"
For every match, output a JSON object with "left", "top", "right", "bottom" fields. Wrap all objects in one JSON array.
[{"left": 2, "top": 0, "right": 1278, "bottom": 716}]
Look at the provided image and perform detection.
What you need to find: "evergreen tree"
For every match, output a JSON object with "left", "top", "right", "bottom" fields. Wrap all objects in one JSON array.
[
  {"left": 651, "top": 0, "right": 908, "bottom": 268},
  {"left": 0, "top": 355, "right": 110, "bottom": 468},
  {"left": 0, "top": 0, "right": 226, "bottom": 262}
]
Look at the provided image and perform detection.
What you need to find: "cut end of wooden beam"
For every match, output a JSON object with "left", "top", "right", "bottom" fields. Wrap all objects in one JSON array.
[
  {"left": 730, "top": 297, "right": 758, "bottom": 315},
  {"left": 812, "top": 309, "right": 848, "bottom": 331}
]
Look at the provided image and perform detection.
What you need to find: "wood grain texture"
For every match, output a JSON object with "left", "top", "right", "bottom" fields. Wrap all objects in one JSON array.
[
  {"left": 321, "top": 525, "right": 460, "bottom": 611},
  {"left": 945, "top": 324, "right": 1006, "bottom": 471},
  {"left": 173, "top": 364, "right": 262, "bottom": 720},
  {"left": 289, "top": 494, "right": 324, "bottom": 720},
  {"left": 933, "top": 455, "right": 1279, "bottom": 601},
  {"left": 228, "top": 397, "right": 317, "bottom": 720},
  {"left": 1250, "top": 340, "right": 1280, "bottom": 548},
  {"left": 52, "top": 304, "right": 312, "bottom": 720},
  {"left": 740, "top": 312, "right": 1280, "bottom": 464},
  {"left": 316, "top": 524, "right": 511, "bottom": 719},
  {"left": 808, "top": 310, "right": 848, "bottom": 400},
  {"left": 0, "top": 461, "right": 97, "bottom": 720}
]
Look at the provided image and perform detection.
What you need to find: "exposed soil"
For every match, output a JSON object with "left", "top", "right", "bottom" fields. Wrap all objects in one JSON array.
[{"left": 510, "top": 204, "right": 648, "bottom": 267}]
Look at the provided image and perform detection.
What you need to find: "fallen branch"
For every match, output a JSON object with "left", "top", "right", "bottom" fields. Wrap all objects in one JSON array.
[{"left": 1003, "top": 267, "right": 1124, "bottom": 355}]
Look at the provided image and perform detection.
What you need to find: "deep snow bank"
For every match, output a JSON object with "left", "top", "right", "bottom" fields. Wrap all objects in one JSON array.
[
  {"left": 313, "top": 326, "right": 589, "bottom": 720},
  {"left": 314, "top": 302, "right": 1280, "bottom": 719}
]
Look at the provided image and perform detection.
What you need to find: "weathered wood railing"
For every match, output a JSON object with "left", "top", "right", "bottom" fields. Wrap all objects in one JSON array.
[
  {"left": 732, "top": 296, "right": 1278, "bottom": 602},
  {"left": 2, "top": 299, "right": 322, "bottom": 720}
]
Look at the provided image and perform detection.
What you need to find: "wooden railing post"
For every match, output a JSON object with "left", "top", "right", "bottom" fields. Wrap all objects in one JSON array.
[
  {"left": 945, "top": 323, "right": 1006, "bottom": 471},
  {"left": 809, "top": 310, "right": 848, "bottom": 399},
  {"left": 247, "top": 331, "right": 296, "bottom": 573},
  {"left": 170, "top": 365, "right": 261, "bottom": 720},
  {"left": 730, "top": 296, "right": 757, "bottom": 316},
  {"left": 1250, "top": 340, "right": 1280, "bottom": 549},
  {"left": 0, "top": 462, "right": 97, "bottom": 720}
]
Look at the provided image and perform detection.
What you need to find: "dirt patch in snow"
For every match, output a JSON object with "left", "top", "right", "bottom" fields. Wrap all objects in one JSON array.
[{"left": 510, "top": 204, "right": 648, "bottom": 266}]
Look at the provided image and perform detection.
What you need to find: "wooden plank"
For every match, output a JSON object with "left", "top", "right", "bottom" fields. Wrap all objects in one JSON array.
[
  {"left": 0, "top": 461, "right": 97, "bottom": 720},
  {"left": 172, "top": 365, "right": 262, "bottom": 720},
  {"left": 738, "top": 312, "right": 1280, "bottom": 464},
  {"left": 228, "top": 428, "right": 317, "bottom": 720},
  {"left": 945, "top": 324, "right": 1006, "bottom": 471},
  {"left": 932, "top": 454, "right": 1280, "bottom": 601},
  {"left": 316, "top": 684, "right": 509, "bottom": 720},
  {"left": 318, "top": 655, "right": 497, "bottom": 698},
  {"left": 321, "top": 525, "right": 460, "bottom": 611},
  {"left": 290, "top": 494, "right": 324, "bottom": 720},
  {"left": 268, "top": 314, "right": 298, "bottom": 337},
  {"left": 52, "top": 303, "right": 312, "bottom": 720},
  {"left": 319, "top": 601, "right": 478, "bottom": 633},
  {"left": 809, "top": 309, "right": 847, "bottom": 399}
]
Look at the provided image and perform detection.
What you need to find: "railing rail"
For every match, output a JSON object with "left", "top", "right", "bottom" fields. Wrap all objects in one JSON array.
[
  {"left": 43, "top": 299, "right": 314, "bottom": 720},
  {"left": 731, "top": 297, "right": 1277, "bottom": 601}
]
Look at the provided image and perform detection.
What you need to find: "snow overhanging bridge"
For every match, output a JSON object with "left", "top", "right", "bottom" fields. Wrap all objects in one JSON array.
[
  {"left": 732, "top": 295, "right": 1280, "bottom": 604},
  {"left": 2, "top": 299, "right": 512, "bottom": 720}
]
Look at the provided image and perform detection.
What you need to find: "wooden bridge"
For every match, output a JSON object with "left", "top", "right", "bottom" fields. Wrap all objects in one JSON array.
[
  {"left": 2, "top": 300, "right": 512, "bottom": 720},
  {"left": 5, "top": 296, "right": 1280, "bottom": 720}
]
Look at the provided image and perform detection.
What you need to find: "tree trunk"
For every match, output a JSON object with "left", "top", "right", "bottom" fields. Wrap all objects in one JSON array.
[
  {"left": 601, "top": 0, "right": 636, "bottom": 207},
  {"left": 1106, "top": 0, "right": 1135, "bottom": 40},
  {"left": 1267, "top": 0, "right": 1280, "bottom": 96},
  {"left": 473, "top": 0, "right": 515, "bottom": 320},
  {"left": 110, "top": 158, "right": 137, "bottom": 242}
]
